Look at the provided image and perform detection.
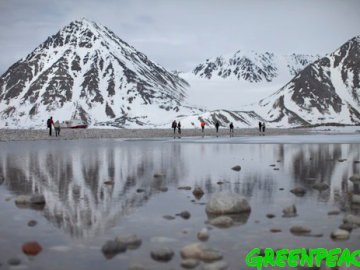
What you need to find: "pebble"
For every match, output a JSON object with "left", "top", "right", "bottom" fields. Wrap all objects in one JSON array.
[
  {"left": 231, "top": 165, "right": 241, "bottom": 171},
  {"left": 176, "top": 211, "right": 191, "bottom": 220},
  {"left": 330, "top": 229, "right": 350, "bottom": 240},
  {"left": 290, "top": 187, "right": 306, "bottom": 196},
  {"left": 103, "top": 180, "right": 114, "bottom": 185},
  {"left": 7, "top": 258, "right": 21, "bottom": 266},
  {"left": 350, "top": 193, "right": 360, "bottom": 204},
  {"left": 216, "top": 181, "right": 224, "bottom": 185},
  {"left": 269, "top": 164, "right": 276, "bottom": 167},
  {"left": 282, "top": 205, "right": 297, "bottom": 218},
  {"left": 22, "top": 241, "right": 42, "bottom": 256},
  {"left": 153, "top": 173, "right": 166, "bottom": 178},
  {"left": 343, "top": 214, "right": 360, "bottom": 225},
  {"left": 270, "top": 228, "right": 282, "bottom": 233},
  {"left": 136, "top": 188, "right": 145, "bottom": 193},
  {"left": 266, "top": 214, "right": 275, "bottom": 219},
  {"left": 28, "top": 220, "right": 37, "bottom": 227},
  {"left": 327, "top": 210, "right": 340, "bottom": 215},
  {"left": 163, "top": 215, "right": 175, "bottom": 220},
  {"left": 150, "top": 247, "right": 174, "bottom": 262},
  {"left": 181, "top": 243, "right": 223, "bottom": 262},
  {"left": 290, "top": 225, "right": 311, "bottom": 235},
  {"left": 197, "top": 228, "right": 209, "bottom": 241},
  {"left": 181, "top": 259, "right": 199, "bottom": 269},
  {"left": 312, "top": 182, "right": 329, "bottom": 191},
  {"left": 178, "top": 186, "right": 192, "bottom": 190},
  {"left": 193, "top": 186, "right": 205, "bottom": 199}
]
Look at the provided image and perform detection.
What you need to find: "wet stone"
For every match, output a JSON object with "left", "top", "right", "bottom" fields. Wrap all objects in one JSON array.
[
  {"left": 7, "top": 258, "right": 21, "bottom": 266},
  {"left": 136, "top": 188, "right": 145, "bottom": 193},
  {"left": 266, "top": 214, "right": 275, "bottom": 219},
  {"left": 270, "top": 228, "right": 282, "bottom": 233},
  {"left": 349, "top": 174, "right": 360, "bottom": 183},
  {"left": 163, "top": 215, "right": 175, "bottom": 220},
  {"left": 339, "top": 223, "right": 354, "bottom": 232},
  {"left": 290, "top": 225, "right": 311, "bottom": 235},
  {"left": 159, "top": 187, "right": 168, "bottom": 192},
  {"left": 205, "top": 192, "right": 251, "bottom": 215},
  {"left": 103, "top": 180, "right": 114, "bottom": 185},
  {"left": 350, "top": 193, "right": 360, "bottom": 204},
  {"left": 153, "top": 173, "right": 166, "bottom": 178},
  {"left": 282, "top": 205, "right": 297, "bottom": 218},
  {"left": 193, "top": 186, "right": 204, "bottom": 199},
  {"left": 150, "top": 247, "right": 174, "bottom": 262},
  {"left": 101, "top": 240, "right": 127, "bottom": 259},
  {"left": 202, "top": 260, "right": 229, "bottom": 270},
  {"left": 197, "top": 228, "right": 209, "bottom": 241},
  {"left": 115, "top": 234, "right": 142, "bottom": 250},
  {"left": 231, "top": 165, "right": 241, "bottom": 171},
  {"left": 290, "top": 187, "right": 306, "bottom": 196},
  {"left": 22, "top": 241, "right": 42, "bottom": 256},
  {"left": 28, "top": 220, "right": 37, "bottom": 227},
  {"left": 312, "top": 182, "right": 329, "bottom": 191},
  {"left": 216, "top": 181, "right": 224, "bottom": 185},
  {"left": 331, "top": 229, "right": 350, "bottom": 240},
  {"left": 178, "top": 186, "right": 192, "bottom": 190},
  {"left": 181, "top": 243, "right": 223, "bottom": 262},
  {"left": 327, "top": 210, "right": 340, "bottom": 216},
  {"left": 343, "top": 214, "right": 360, "bottom": 225},
  {"left": 181, "top": 259, "right": 199, "bottom": 269},
  {"left": 176, "top": 211, "right": 191, "bottom": 219}
]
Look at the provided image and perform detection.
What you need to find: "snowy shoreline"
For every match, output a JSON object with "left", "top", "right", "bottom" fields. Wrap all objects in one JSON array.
[{"left": 1, "top": 127, "right": 360, "bottom": 142}]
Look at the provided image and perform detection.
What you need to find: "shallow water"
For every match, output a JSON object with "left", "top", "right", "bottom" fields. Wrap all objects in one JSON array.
[{"left": 0, "top": 137, "right": 359, "bottom": 269}]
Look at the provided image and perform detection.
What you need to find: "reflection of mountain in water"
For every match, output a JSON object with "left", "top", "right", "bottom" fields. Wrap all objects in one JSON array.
[
  {"left": 0, "top": 141, "right": 359, "bottom": 238},
  {"left": 0, "top": 141, "right": 186, "bottom": 238}
]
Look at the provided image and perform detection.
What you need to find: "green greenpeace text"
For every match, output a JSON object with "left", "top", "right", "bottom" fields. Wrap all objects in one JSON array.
[{"left": 246, "top": 248, "right": 360, "bottom": 269}]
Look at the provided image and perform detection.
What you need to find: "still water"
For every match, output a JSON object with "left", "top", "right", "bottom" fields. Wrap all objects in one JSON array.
[{"left": 0, "top": 138, "right": 359, "bottom": 269}]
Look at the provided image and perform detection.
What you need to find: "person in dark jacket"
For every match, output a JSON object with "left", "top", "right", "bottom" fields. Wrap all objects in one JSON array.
[
  {"left": 172, "top": 120, "right": 177, "bottom": 134},
  {"left": 47, "top": 117, "right": 54, "bottom": 136},
  {"left": 215, "top": 121, "right": 220, "bottom": 133},
  {"left": 177, "top": 121, "right": 181, "bottom": 134},
  {"left": 258, "top": 121, "right": 262, "bottom": 132},
  {"left": 262, "top": 122, "right": 266, "bottom": 133},
  {"left": 229, "top": 122, "right": 234, "bottom": 136}
]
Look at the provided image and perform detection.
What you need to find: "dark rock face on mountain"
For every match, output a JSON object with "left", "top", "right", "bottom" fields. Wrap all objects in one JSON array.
[
  {"left": 258, "top": 36, "right": 360, "bottom": 126},
  {"left": 193, "top": 51, "right": 319, "bottom": 82},
  {"left": 0, "top": 18, "right": 195, "bottom": 128}
]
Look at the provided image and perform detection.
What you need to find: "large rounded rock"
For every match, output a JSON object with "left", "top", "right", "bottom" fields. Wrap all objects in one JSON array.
[
  {"left": 231, "top": 165, "right": 241, "bottom": 172},
  {"left": 350, "top": 194, "right": 360, "bottom": 204},
  {"left": 205, "top": 193, "right": 250, "bottom": 215},
  {"left": 150, "top": 247, "right": 174, "bottom": 262},
  {"left": 15, "top": 194, "right": 46, "bottom": 205},
  {"left": 180, "top": 243, "right": 223, "bottom": 262},
  {"left": 193, "top": 186, "right": 205, "bottom": 199},
  {"left": 312, "top": 182, "right": 329, "bottom": 191},
  {"left": 22, "top": 242, "right": 42, "bottom": 256}
]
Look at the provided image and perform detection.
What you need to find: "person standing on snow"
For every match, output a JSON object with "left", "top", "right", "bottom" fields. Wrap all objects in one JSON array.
[
  {"left": 177, "top": 121, "right": 181, "bottom": 135},
  {"left": 172, "top": 120, "right": 177, "bottom": 134},
  {"left": 215, "top": 121, "right": 220, "bottom": 133},
  {"left": 47, "top": 117, "right": 54, "bottom": 136},
  {"left": 200, "top": 121, "right": 206, "bottom": 133}
]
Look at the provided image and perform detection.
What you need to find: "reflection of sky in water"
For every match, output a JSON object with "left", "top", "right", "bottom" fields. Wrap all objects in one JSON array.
[{"left": 0, "top": 139, "right": 359, "bottom": 269}]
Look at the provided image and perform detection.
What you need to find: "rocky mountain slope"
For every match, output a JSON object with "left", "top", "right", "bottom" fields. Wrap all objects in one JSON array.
[
  {"left": 0, "top": 18, "right": 199, "bottom": 128},
  {"left": 255, "top": 35, "right": 360, "bottom": 127},
  {"left": 192, "top": 50, "right": 319, "bottom": 82}
]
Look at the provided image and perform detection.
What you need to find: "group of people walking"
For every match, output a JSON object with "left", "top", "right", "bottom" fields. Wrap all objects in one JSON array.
[
  {"left": 172, "top": 120, "right": 181, "bottom": 135},
  {"left": 47, "top": 116, "right": 61, "bottom": 137}
]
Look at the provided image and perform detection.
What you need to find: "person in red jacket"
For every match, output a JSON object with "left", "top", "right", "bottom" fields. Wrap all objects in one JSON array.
[{"left": 200, "top": 121, "right": 205, "bottom": 133}]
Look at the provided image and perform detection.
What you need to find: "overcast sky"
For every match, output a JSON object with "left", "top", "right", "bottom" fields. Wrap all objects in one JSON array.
[{"left": 0, "top": 0, "right": 359, "bottom": 74}]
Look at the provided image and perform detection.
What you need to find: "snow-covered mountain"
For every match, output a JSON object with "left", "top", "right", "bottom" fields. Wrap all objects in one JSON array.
[
  {"left": 192, "top": 50, "right": 319, "bottom": 82},
  {"left": 255, "top": 35, "right": 360, "bottom": 127},
  {"left": 0, "top": 18, "right": 199, "bottom": 128},
  {"left": 181, "top": 51, "right": 320, "bottom": 110}
]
